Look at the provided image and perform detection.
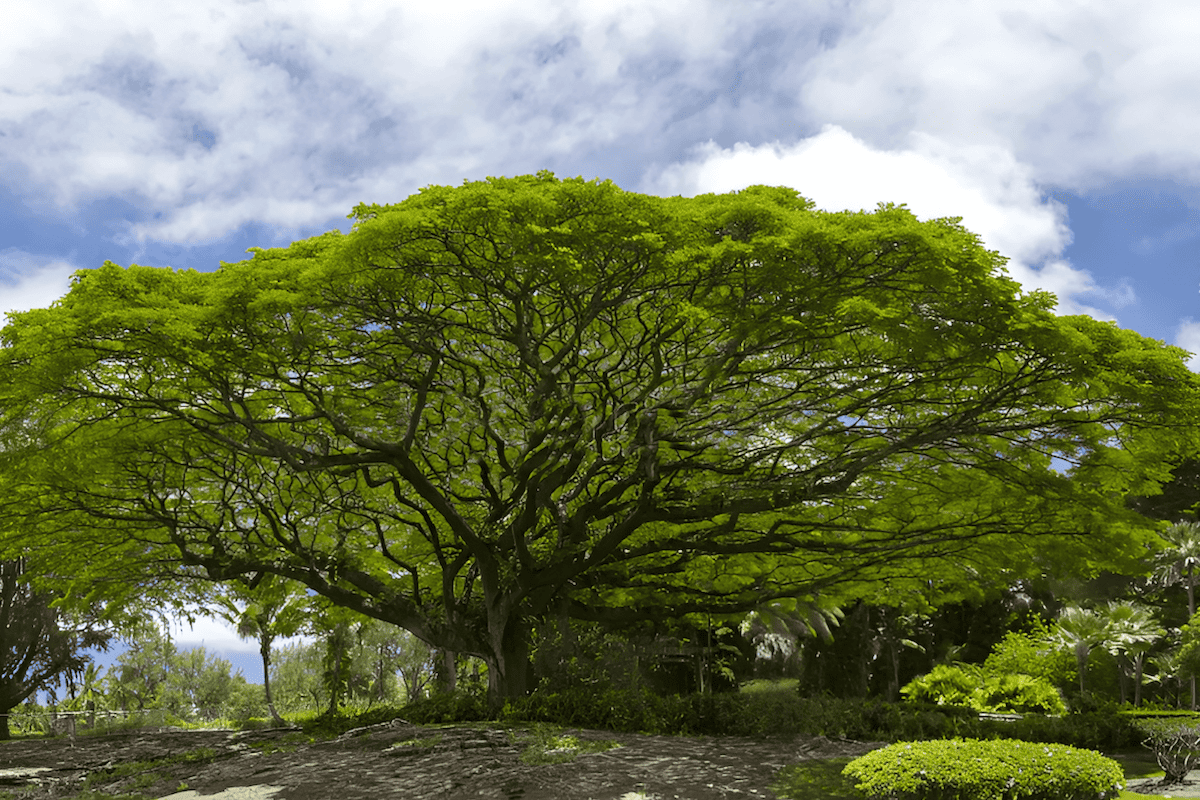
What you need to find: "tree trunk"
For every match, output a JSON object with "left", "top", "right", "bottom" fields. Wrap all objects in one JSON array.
[
  {"left": 1188, "top": 569, "right": 1196, "bottom": 710},
  {"left": 1135, "top": 654, "right": 1145, "bottom": 707},
  {"left": 485, "top": 622, "right": 531, "bottom": 712},
  {"left": 1075, "top": 644, "right": 1089, "bottom": 694},
  {"left": 260, "top": 638, "right": 285, "bottom": 726},
  {"left": 0, "top": 710, "right": 9, "bottom": 741},
  {"left": 434, "top": 650, "right": 457, "bottom": 694}
]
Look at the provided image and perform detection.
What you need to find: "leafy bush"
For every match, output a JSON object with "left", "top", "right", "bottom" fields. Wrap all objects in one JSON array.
[
  {"left": 975, "top": 673, "right": 1067, "bottom": 715},
  {"left": 396, "top": 681, "right": 1135, "bottom": 750},
  {"left": 901, "top": 664, "right": 982, "bottom": 708},
  {"left": 843, "top": 739, "right": 1124, "bottom": 800},
  {"left": 397, "top": 690, "right": 487, "bottom": 725},
  {"left": 983, "top": 621, "right": 1076, "bottom": 689},
  {"left": 901, "top": 665, "right": 1066, "bottom": 714}
]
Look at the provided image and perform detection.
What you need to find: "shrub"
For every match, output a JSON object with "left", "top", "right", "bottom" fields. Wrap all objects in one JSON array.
[
  {"left": 999, "top": 711, "right": 1140, "bottom": 751},
  {"left": 1138, "top": 718, "right": 1200, "bottom": 783},
  {"left": 843, "top": 738, "right": 1124, "bottom": 800},
  {"left": 984, "top": 621, "right": 1076, "bottom": 689},
  {"left": 975, "top": 673, "right": 1067, "bottom": 715},
  {"left": 901, "top": 665, "right": 1066, "bottom": 714},
  {"left": 396, "top": 690, "right": 487, "bottom": 724},
  {"left": 900, "top": 664, "right": 981, "bottom": 708}
]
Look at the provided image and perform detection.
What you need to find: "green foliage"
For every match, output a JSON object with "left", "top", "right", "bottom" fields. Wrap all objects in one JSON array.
[
  {"left": 984, "top": 620, "right": 1076, "bottom": 688},
  {"left": 843, "top": 738, "right": 1124, "bottom": 800},
  {"left": 1175, "top": 611, "right": 1200, "bottom": 678},
  {"left": 161, "top": 647, "right": 239, "bottom": 720},
  {"left": 104, "top": 622, "right": 177, "bottom": 712},
  {"left": 224, "top": 680, "right": 268, "bottom": 725},
  {"left": 900, "top": 664, "right": 982, "bottom": 708},
  {"left": 268, "top": 615, "right": 434, "bottom": 715},
  {"left": 900, "top": 664, "right": 1067, "bottom": 714},
  {"left": 4, "top": 173, "right": 1197, "bottom": 709},
  {"left": 398, "top": 690, "right": 488, "bottom": 726},
  {"left": 269, "top": 641, "right": 326, "bottom": 714},
  {"left": 495, "top": 687, "right": 1138, "bottom": 750},
  {"left": 975, "top": 673, "right": 1068, "bottom": 715},
  {"left": 0, "top": 557, "right": 114, "bottom": 737}
]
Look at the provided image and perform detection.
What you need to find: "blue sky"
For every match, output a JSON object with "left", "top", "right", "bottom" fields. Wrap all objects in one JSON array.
[{"left": 3, "top": 0, "right": 1200, "bottom": 679}]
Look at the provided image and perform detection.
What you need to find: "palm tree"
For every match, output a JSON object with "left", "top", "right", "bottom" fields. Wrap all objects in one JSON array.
[
  {"left": 1044, "top": 606, "right": 1110, "bottom": 695},
  {"left": 212, "top": 576, "right": 311, "bottom": 726},
  {"left": 1152, "top": 521, "right": 1200, "bottom": 708},
  {"left": 1099, "top": 600, "right": 1165, "bottom": 706}
]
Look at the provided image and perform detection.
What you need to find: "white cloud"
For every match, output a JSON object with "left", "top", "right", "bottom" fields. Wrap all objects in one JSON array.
[
  {"left": 0, "top": 0, "right": 776, "bottom": 244},
  {"left": 168, "top": 614, "right": 258, "bottom": 654},
  {"left": 647, "top": 125, "right": 1125, "bottom": 318},
  {"left": 0, "top": 249, "right": 78, "bottom": 319},
  {"left": 1175, "top": 319, "right": 1200, "bottom": 373},
  {"left": 797, "top": 0, "right": 1200, "bottom": 190},
  {"left": 167, "top": 609, "right": 314, "bottom": 655}
]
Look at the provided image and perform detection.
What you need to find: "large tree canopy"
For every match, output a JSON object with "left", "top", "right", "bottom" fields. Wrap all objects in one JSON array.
[{"left": 1, "top": 173, "right": 1196, "bottom": 705}]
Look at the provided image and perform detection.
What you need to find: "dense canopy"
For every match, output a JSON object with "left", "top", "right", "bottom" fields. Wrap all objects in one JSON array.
[{"left": 1, "top": 173, "right": 1196, "bottom": 704}]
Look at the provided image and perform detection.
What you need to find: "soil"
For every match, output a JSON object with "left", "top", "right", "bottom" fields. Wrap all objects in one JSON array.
[{"left": 0, "top": 722, "right": 884, "bottom": 800}]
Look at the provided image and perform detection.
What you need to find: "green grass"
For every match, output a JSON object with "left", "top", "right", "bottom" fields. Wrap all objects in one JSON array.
[
  {"left": 81, "top": 745, "right": 220, "bottom": 793},
  {"left": 770, "top": 758, "right": 859, "bottom": 800},
  {"left": 247, "top": 731, "right": 317, "bottom": 754},
  {"left": 740, "top": 678, "right": 800, "bottom": 695},
  {"left": 517, "top": 723, "right": 621, "bottom": 765},
  {"left": 386, "top": 734, "right": 444, "bottom": 751}
]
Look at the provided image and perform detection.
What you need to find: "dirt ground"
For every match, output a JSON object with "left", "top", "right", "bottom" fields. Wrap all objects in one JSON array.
[{"left": 0, "top": 722, "right": 884, "bottom": 800}]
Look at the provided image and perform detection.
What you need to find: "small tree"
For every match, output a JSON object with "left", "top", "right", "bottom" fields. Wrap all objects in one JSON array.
[
  {"left": 0, "top": 557, "right": 112, "bottom": 739},
  {"left": 269, "top": 641, "right": 325, "bottom": 715},
  {"left": 1100, "top": 600, "right": 1164, "bottom": 706},
  {"left": 104, "top": 620, "right": 177, "bottom": 713},
  {"left": 1044, "top": 606, "right": 1110, "bottom": 696},
  {"left": 164, "top": 647, "right": 238, "bottom": 721},
  {"left": 1154, "top": 521, "right": 1200, "bottom": 708},
  {"left": 210, "top": 576, "right": 310, "bottom": 725}
]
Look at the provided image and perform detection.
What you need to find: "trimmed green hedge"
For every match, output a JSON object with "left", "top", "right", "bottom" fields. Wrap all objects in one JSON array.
[{"left": 843, "top": 739, "right": 1123, "bottom": 800}]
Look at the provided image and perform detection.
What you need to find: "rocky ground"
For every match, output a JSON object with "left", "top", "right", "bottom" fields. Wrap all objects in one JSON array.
[{"left": 0, "top": 722, "right": 884, "bottom": 800}]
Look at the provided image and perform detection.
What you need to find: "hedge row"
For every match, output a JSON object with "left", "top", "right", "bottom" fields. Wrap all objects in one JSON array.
[{"left": 398, "top": 688, "right": 1143, "bottom": 750}]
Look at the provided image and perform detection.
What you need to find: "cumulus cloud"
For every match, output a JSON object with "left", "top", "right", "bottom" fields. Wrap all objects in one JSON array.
[
  {"left": 0, "top": 249, "right": 78, "bottom": 319},
  {"left": 796, "top": 0, "right": 1200, "bottom": 190},
  {"left": 1175, "top": 319, "right": 1200, "bottom": 372},
  {"left": 0, "top": 0, "right": 827, "bottom": 244},
  {"left": 647, "top": 125, "right": 1126, "bottom": 318}
]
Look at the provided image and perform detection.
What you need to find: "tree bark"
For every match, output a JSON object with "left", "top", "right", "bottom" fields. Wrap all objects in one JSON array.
[
  {"left": 1188, "top": 568, "right": 1196, "bottom": 710},
  {"left": 259, "top": 638, "right": 285, "bottom": 726},
  {"left": 434, "top": 649, "right": 457, "bottom": 694},
  {"left": 485, "top": 620, "right": 532, "bottom": 712},
  {"left": 0, "top": 710, "right": 9, "bottom": 741}
]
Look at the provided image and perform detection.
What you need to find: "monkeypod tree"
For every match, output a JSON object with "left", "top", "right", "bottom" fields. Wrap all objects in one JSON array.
[{"left": 1, "top": 173, "right": 1196, "bottom": 709}]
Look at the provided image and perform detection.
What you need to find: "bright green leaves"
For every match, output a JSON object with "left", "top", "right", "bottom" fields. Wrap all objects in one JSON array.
[{"left": 1, "top": 172, "right": 1197, "bottom": 701}]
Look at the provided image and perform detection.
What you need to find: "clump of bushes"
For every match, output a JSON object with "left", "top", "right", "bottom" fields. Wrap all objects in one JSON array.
[
  {"left": 901, "top": 664, "right": 1066, "bottom": 715},
  {"left": 394, "top": 683, "right": 1139, "bottom": 750},
  {"left": 843, "top": 738, "right": 1124, "bottom": 800}
]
